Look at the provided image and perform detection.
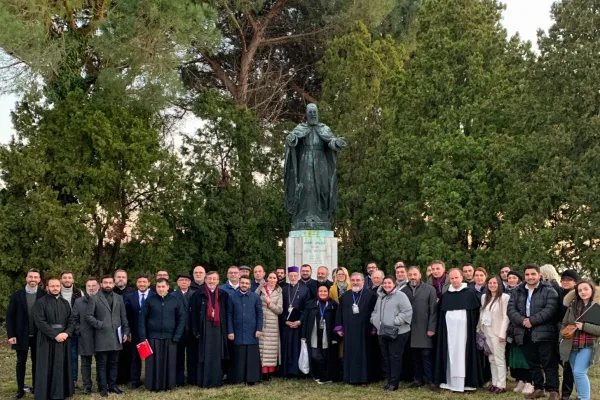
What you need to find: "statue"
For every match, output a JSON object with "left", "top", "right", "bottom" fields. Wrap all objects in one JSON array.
[{"left": 284, "top": 104, "right": 346, "bottom": 230}]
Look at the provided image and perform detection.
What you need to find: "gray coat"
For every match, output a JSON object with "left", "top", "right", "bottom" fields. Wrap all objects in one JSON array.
[
  {"left": 73, "top": 295, "right": 95, "bottom": 356},
  {"left": 85, "top": 290, "right": 130, "bottom": 352},
  {"left": 370, "top": 286, "right": 413, "bottom": 335},
  {"left": 402, "top": 282, "right": 438, "bottom": 348}
]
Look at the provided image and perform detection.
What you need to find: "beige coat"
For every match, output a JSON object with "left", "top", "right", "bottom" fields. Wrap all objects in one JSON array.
[
  {"left": 257, "top": 285, "right": 283, "bottom": 367},
  {"left": 479, "top": 293, "right": 510, "bottom": 340}
]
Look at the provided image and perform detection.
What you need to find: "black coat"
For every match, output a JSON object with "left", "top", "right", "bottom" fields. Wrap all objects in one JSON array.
[
  {"left": 401, "top": 283, "right": 438, "bottom": 348},
  {"left": 73, "top": 295, "right": 95, "bottom": 356},
  {"left": 300, "top": 278, "right": 318, "bottom": 298},
  {"left": 124, "top": 290, "right": 154, "bottom": 342},
  {"left": 85, "top": 290, "right": 130, "bottom": 352},
  {"left": 6, "top": 288, "right": 47, "bottom": 351},
  {"left": 113, "top": 286, "right": 135, "bottom": 297},
  {"left": 140, "top": 293, "right": 186, "bottom": 342},
  {"left": 189, "top": 288, "right": 230, "bottom": 362},
  {"left": 172, "top": 289, "right": 196, "bottom": 330},
  {"left": 301, "top": 299, "right": 340, "bottom": 381},
  {"left": 507, "top": 281, "right": 559, "bottom": 344}
]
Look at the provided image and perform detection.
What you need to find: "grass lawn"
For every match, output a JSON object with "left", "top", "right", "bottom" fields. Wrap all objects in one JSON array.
[{"left": 1, "top": 336, "right": 598, "bottom": 400}]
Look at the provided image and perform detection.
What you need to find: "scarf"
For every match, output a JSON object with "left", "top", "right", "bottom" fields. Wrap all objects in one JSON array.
[
  {"left": 432, "top": 273, "right": 447, "bottom": 296},
  {"left": 205, "top": 285, "right": 220, "bottom": 326}
]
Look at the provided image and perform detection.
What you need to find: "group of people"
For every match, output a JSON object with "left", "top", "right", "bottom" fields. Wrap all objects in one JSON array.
[{"left": 5, "top": 261, "right": 599, "bottom": 400}]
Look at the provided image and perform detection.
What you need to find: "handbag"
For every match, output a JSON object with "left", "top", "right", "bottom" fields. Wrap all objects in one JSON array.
[
  {"left": 476, "top": 331, "right": 492, "bottom": 356},
  {"left": 561, "top": 324, "right": 577, "bottom": 339},
  {"left": 380, "top": 324, "right": 399, "bottom": 339}
]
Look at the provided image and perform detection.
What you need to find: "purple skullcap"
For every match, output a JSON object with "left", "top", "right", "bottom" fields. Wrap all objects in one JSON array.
[{"left": 288, "top": 266, "right": 300, "bottom": 273}]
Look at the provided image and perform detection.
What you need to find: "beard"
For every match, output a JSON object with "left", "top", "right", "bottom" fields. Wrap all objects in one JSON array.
[
  {"left": 409, "top": 280, "right": 419, "bottom": 287},
  {"left": 102, "top": 287, "right": 113, "bottom": 293},
  {"left": 87, "top": 290, "right": 98, "bottom": 296},
  {"left": 351, "top": 286, "right": 361, "bottom": 293},
  {"left": 116, "top": 281, "right": 126, "bottom": 288}
]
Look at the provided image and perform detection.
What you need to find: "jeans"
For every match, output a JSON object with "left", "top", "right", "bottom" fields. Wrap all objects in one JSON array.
[
  {"left": 71, "top": 336, "right": 79, "bottom": 382},
  {"left": 15, "top": 336, "right": 37, "bottom": 393},
  {"left": 569, "top": 348, "right": 592, "bottom": 400},
  {"left": 411, "top": 347, "right": 433, "bottom": 384},
  {"left": 378, "top": 332, "right": 410, "bottom": 388},
  {"left": 96, "top": 351, "right": 119, "bottom": 390},
  {"left": 520, "top": 334, "right": 559, "bottom": 392}
]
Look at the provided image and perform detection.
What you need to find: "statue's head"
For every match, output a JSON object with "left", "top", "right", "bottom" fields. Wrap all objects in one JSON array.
[{"left": 306, "top": 104, "right": 319, "bottom": 126}]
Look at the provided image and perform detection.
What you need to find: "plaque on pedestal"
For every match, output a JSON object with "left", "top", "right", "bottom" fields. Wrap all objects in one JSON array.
[{"left": 286, "top": 230, "right": 337, "bottom": 280}]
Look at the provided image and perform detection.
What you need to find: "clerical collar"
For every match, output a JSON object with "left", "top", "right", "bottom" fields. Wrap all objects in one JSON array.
[
  {"left": 25, "top": 285, "right": 38, "bottom": 294},
  {"left": 448, "top": 283, "right": 467, "bottom": 292}
]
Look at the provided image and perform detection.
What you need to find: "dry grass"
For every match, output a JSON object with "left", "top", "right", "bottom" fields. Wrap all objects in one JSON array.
[{"left": 0, "top": 335, "right": 598, "bottom": 400}]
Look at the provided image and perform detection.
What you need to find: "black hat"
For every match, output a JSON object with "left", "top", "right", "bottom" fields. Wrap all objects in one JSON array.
[
  {"left": 239, "top": 265, "right": 251, "bottom": 271},
  {"left": 176, "top": 274, "right": 192, "bottom": 281},
  {"left": 561, "top": 269, "right": 580, "bottom": 282},
  {"left": 507, "top": 270, "right": 524, "bottom": 282}
]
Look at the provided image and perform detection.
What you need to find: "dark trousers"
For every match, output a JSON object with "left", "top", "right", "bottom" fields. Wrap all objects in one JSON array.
[
  {"left": 131, "top": 338, "right": 142, "bottom": 385},
  {"left": 561, "top": 361, "right": 574, "bottom": 399},
  {"left": 80, "top": 355, "right": 97, "bottom": 390},
  {"left": 176, "top": 334, "right": 197, "bottom": 385},
  {"left": 521, "top": 335, "right": 559, "bottom": 392},
  {"left": 412, "top": 347, "right": 434, "bottom": 384},
  {"left": 15, "top": 336, "right": 37, "bottom": 393},
  {"left": 71, "top": 336, "right": 79, "bottom": 382},
  {"left": 96, "top": 351, "right": 119, "bottom": 390},
  {"left": 378, "top": 332, "right": 410, "bottom": 388}
]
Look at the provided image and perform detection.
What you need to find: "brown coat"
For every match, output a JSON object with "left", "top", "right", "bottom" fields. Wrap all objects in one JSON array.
[{"left": 256, "top": 285, "right": 283, "bottom": 367}]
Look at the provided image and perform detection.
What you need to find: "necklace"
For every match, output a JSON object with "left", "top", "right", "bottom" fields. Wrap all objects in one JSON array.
[{"left": 288, "top": 283, "right": 300, "bottom": 313}]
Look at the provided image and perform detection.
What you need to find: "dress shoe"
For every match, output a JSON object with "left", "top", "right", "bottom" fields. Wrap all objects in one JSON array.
[
  {"left": 494, "top": 388, "right": 507, "bottom": 394},
  {"left": 109, "top": 386, "right": 124, "bottom": 394},
  {"left": 428, "top": 382, "right": 440, "bottom": 392},
  {"left": 73, "top": 382, "right": 80, "bottom": 391},
  {"left": 82, "top": 387, "right": 92, "bottom": 395},
  {"left": 525, "top": 389, "right": 546, "bottom": 399},
  {"left": 408, "top": 381, "right": 424, "bottom": 388},
  {"left": 489, "top": 385, "right": 497, "bottom": 392},
  {"left": 12, "top": 391, "right": 25, "bottom": 400},
  {"left": 384, "top": 385, "right": 398, "bottom": 391},
  {"left": 130, "top": 382, "right": 139, "bottom": 389},
  {"left": 99, "top": 390, "right": 108, "bottom": 397},
  {"left": 548, "top": 392, "right": 560, "bottom": 400}
]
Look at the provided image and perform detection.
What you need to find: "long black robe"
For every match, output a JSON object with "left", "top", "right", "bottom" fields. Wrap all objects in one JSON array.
[
  {"left": 33, "top": 294, "right": 75, "bottom": 400},
  {"left": 146, "top": 339, "right": 177, "bottom": 391},
  {"left": 434, "top": 286, "right": 483, "bottom": 389},
  {"left": 190, "top": 288, "right": 229, "bottom": 388},
  {"left": 335, "top": 288, "right": 377, "bottom": 384},
  {"left": 301, "top": 299, "right": 340, "bottom": 382},
  {"left": 279, "top": 283, "right": 311, "bottom": 377}
]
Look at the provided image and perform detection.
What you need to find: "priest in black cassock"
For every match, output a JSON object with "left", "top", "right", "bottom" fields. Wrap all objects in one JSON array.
[
  {"left": 334, "top": 272, "right": 378, "bottom": 384},
  {"left": 190, "top": 271, "right": 230, "bottom": 388},
  {"left": 140, "top": 278, "right": 186, "bottom": 391},
  {"left": 299, "top": 264, "right": 318, "bottom": 298},
  {"left": 33, "top": 278, "right": 75, "bottom": 400},
  {"left": 280, "top": 266, "right": 312, "bottom": 377},
  {"left": 434, "top": 269, "right": 483, "bottom": 392}
]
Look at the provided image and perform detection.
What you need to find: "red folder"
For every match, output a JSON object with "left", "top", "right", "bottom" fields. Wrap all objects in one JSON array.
[{"left": 137, "top": 340, "right": 153, "bottom": 360}]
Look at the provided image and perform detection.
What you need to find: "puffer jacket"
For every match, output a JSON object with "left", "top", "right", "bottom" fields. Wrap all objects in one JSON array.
[
  {"left": 559, "top": 288, "right": 600, "bottom": 365},
  {"left": 257, "top": 285, "right": 283, "bottom": 367},
  {"left": 507, "top": 281, "right": 559, "bottom": 344},
  {"left": 370, "top": 286, "right": 412, "bottom": 335}
]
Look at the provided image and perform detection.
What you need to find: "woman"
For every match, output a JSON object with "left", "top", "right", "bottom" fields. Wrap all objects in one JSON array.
[
  {"left": 560, "top": 280, "right": 600, "bottom": 400},
  {"left": 301, "top": 282, "right": 339, "bottom": 383},
  {"left": 370, "top": 276, "right": 413, "bottom": 391},
  {"left": 478, "top": 276, "right": 510, "bottom": 393},
  {"left": 472, "top": 267, "right": 488, "bottom": 300},
  {"left": 330, "top": 267, "right": 350, "bottom": 303},
  {"left": 540, "top": 264, "right": 563, "bottom": 295},
  {"left": 505, "top": 270, "right": 534, "bottom": 394},
  {"left": 256, "top": 271, "right": 283, "bottom": 380}
]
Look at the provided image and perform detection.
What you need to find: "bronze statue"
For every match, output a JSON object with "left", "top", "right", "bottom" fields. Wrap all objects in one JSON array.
[{"left": 284, "top": 104, "right": 346, "bottom": 230}]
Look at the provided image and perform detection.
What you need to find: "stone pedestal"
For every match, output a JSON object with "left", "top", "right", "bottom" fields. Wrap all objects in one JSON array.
[{"left": 286, "top": 230, "right": 338, "bottom": 280}]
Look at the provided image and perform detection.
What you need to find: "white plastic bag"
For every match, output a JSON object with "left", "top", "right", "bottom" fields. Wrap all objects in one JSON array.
[{"left": 298, "top": 340, "right": 310, "bottom": 374}]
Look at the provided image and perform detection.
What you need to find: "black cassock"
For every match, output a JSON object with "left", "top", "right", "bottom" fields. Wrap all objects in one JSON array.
[
  {"left": 33, "top": 294, "right": 75, "bottom": 400},
  {"left": 280, "top": 283, "right": 312, "bottom": 377},
  {"left": 434, "top": 287, "right": 484, "bottom": 389},
  {"left": 335, "top": 288, "right": 377, "bottom": 384}
]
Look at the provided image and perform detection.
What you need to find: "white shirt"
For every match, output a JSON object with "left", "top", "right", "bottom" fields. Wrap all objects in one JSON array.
[
  {"left": 138, "top": 290, "right": 148, "bottom": 308},
  {"left": 526, "top": 282, "right": 540, "bottom": 317}
]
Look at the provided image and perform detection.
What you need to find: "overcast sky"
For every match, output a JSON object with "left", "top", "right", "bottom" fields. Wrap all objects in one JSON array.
[{"left": 0, "top": 0, "right": 556, "bottom": 145}]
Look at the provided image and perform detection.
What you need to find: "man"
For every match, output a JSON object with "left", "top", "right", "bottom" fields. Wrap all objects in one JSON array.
[
  {"left": 173, "top": 274, "right": 197, "bottom": 386},
  {"left": 33, "top": 277, "right": 76, "bottom": 400},
  {"left": 191, "top": 265, "right": 206, "bottom": 290},
  {"left": 6, "top": 269, "right": 46, "bottom": 400},
  {"left": 334, "top": 272, "right": 378, "bottom": 384},
  {"left": 219, "top": 266, "right": 240, "bottom": 296},
  {"left": 150, "top": 270, "right": 173, "bottom": 293},
  {"left": 251, "top": 264, "right": 266, "bottom": 292},
  {"left": 112, "top": 269, "right": 134, "bottom": 386},
  {"left": 276, "top": 267, "right": 286, "bottom": 286},
  {"left": 239, "top": 265, "right": 251, "bottom": 278},
  {"left": 507, "top": 264, "right": 560, "bottom": 400},
  {"left": 559, "top": 269, "right": 578, "bottom": 400},
  {"left": 140, "top": 278, "right": 186, "bottom": 391},
  {"left": 73, "top": 277, "right": 99, "bottom": 394},
  {"left": 365, "top": 261, "right": 378, "bottom": 289},
  {"left": 280, "top": 266, "right": 312, "bottom": 377},
  {"left": 370, "top": 270, "right": 384, "bottom": 291},
  {"left": 85, "top": 275, "right": 130, "bottom": 397},
  {"left": 426, "top": 260, "right": 451, "bottom": 300},
  {"left": 227, "top": 276, "right": 263, "bottom": 384},
  {"left": 124, "top": 274, "right": 153, "bottom": 389},
  {"left": 395, "top": 262, "right": 408, "bottom": 289},
  {"left": 434, "top": 269, "right": 483, "bottom": 392},
  {"left": 500, "top": 265, "right": 511, "bottom": 288},
  {"left": 190, "top": 271, "right": 230, "bottom": 388},
  {"left": 461, "top": 263, "right": 475, "bottom": 286},
  {"left": 60, "top": 270, "right": 83, "bottom": 389},
  {"left": 299, "top": 264, "right": 318, "bottom": 298},
  {"left": 316, "top": 266, "right": 332, "bottom": 289},
  {"left": 402, "top": 267, "right": 437, "bottom": 390}
]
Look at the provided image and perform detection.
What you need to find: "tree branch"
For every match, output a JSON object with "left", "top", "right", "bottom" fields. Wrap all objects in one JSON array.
[
  {"left": 224, "top": 0, "right": 247, "bottom": 53},
  {"left": 259, "top": 28, "right": 329, "bottom": 47},
  {"left": 0, "top": 60, "right": 24, "bottom": 70},
  {"left": 199, "top": 50, "right": 239, "bottom": 98},
  {"left": 263, "top": 0, "right": 289, "bottom": 27},
  {"left": 289, "top": 81, "right": 318, "bottom": 104}
]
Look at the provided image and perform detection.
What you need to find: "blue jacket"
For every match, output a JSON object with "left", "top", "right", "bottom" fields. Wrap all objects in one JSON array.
[
  {"left": 227, "top": 289, "right": 263, "bottom": 345},
  {"left": 124, "top": 290, "right": 154, "bottom": 342},
  {"left": 219, "top": 281, "right": 239, "bottom": 297},
  {"left": 139, "top": 292, "right": 186, "bottom": 342}
]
